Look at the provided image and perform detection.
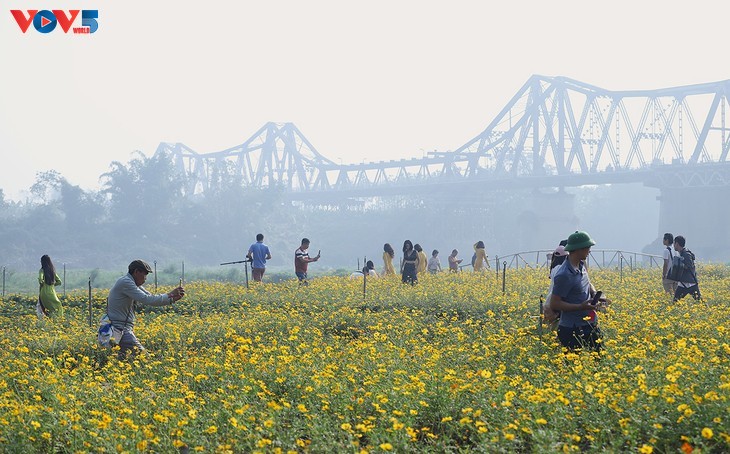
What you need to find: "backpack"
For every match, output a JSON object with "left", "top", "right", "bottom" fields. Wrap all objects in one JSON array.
[
  {"left": 97, "top": 314, "right": 123, "bottom": 348},
  {"left": 667, "top": 249, "right": 695, "bottom": 282}
]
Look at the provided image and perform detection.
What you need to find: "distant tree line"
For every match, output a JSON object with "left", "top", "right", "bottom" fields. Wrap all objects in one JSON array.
[
  {"left": 0, "top": 151, "right": 665, "bottom": 272},
  {"left": 0, "top": 151, "right": 299, "bottom": 271}
]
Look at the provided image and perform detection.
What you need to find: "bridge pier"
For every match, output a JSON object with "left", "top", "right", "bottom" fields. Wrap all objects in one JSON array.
[
  {"left": 513, "top": 190, "right": 578, "bottom": 252},
  {"left": 657, "top": 186, "right": 730, "bottom": 261}
]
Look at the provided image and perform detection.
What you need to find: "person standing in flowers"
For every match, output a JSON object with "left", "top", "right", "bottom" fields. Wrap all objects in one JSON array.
[
  {"left": 350, "top": 260, "right": 378, "bottom": 279},
  {"left": 472, "top": 241, "right": 490, "bottom": 272},
  {"left": 548, "top": 231, "right": 608, "bottom": 352},
  {"left": 247, "top": 233, "right": 272, "bottom": 282},
  {"left": 400, "top": 240, "right": 419, "bottom": 285},
  {"left": 294, "top": 238, "right": 320, "bottom": 285},
  {"left": 427, "top": 249, "right": 442, "bottom": 274},
  {"left": 448, "top": 249, "right": 463, "bottom": 272},
  {"left": 542, "top": 244, "right": 568, "bottom": 328},
  {"left": 672, "top": 235, "right": 701, "bottom": 302},
  {"left": 414, "top": 243, "right": 428, "bottom": 274},
  {"left": 107, "top": 260, "right": 185, "bottom": 358},
  {"left": 37, "top": 255, "right": 63, "bottom": 318},
  {"left": 382, "top": 243, "right": 396, "bottom": 276},
  {"left": 661, "top": 232, "right": 678, "bottom": 295}
]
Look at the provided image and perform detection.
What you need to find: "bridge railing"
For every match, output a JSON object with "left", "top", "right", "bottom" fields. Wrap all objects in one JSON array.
[{"left": 492, "top": 249, "right": 663, "bottom": 272}]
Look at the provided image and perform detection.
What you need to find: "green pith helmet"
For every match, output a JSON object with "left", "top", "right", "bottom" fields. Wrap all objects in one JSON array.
[{"left": 564, "top": 231, "right": 596, "bottom": 252}]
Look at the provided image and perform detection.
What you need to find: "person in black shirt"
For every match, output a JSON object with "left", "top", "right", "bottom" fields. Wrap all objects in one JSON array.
[{"left": 400, "top": 240, "right": 419, "bottom": 285}]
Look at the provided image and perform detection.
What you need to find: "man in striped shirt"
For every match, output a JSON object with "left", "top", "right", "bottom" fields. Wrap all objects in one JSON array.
[{"left": 294, "top": 238, "right": 320, "bottom": 284}]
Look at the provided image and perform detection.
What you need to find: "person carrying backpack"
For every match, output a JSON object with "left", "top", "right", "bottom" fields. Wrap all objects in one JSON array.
[
  {"left": 671, "top": 235, "right": 701, "bottom": 302},
  {"left": 661, "top": 233, "right": 678, "bottom": 295}
]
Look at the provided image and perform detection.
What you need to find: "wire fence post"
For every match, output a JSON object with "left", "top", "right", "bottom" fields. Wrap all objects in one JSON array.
[
  {"left": 2, "top": 266, "right": 5, "bottom": 297},
  {"left": 538, "top": 295, "right": 544, "bottom": 341},
  {"left": 63, "top": 263, "right": 66, "bottom": 299},
  {"left": 502, "top": 261, "right": 507, "bottom": 294},
  {"left": 362, "top": 256, "right": 367, "bottom": 300},
  {"left": 619, "top": 256, "right": 623, "bottom": 283},
  {"left": 181, "top": 261, "right": 185, "bottom": 286},
  {"left": 154, "top": 260, "right": 158, "bottom": 292},
  {"left": 495, "top": 255, "right": 499, "bottom": 279},
  {"left": 87, "top": 277, "right": 92, "bottom": 328},
  {"left": 244, "top": 261, "right": 249, "bottom": 289}
]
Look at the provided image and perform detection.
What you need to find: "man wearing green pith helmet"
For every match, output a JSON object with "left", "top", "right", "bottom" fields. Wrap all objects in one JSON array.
[{"left": 548, "top": 231, "right": 609, "bottom": 352}]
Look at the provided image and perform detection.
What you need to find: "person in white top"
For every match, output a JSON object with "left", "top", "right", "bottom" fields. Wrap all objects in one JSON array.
[
  {"left": 427, "top": 250, "right": 442, "bottom": 274},
  {"left": 661, "top": 233, "right": 678, "bottom": 295},
  {"left": 350, "top": 260, "right": 378, "bottom": 279}
]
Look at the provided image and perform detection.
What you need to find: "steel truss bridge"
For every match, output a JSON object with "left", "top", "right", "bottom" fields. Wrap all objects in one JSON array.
[{"left": 158, "top": 75, "right": 730, "bottom": 198}]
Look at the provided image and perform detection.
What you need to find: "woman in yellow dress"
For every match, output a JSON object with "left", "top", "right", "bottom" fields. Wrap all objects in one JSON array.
[
  {"left": 414, "top": 244, "right": 428, "bottom": 274},
  {"left": 383, "top": 243, "right": 396, "bottom": 276},
  {"left": 38, "top": 254, "right": 64, "bottom": 318},
  {"left": 473, "top": 241, "right": 490, "bottom": 272}
]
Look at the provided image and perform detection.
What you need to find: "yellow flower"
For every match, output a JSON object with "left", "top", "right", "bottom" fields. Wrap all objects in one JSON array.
[
  {"left": 379, "top": 443, "right": 393, "bottom": 451},
  {"left": 638, "top": 444, "right": 653, "bottom": 454},
  {"left": 702, "top": 427, "right": 713, "bottom": 439}
]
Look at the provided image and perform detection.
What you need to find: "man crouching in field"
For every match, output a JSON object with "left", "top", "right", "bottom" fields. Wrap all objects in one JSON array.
[{"left": 107, "top": 260, "right": 185, "bottom": 358}]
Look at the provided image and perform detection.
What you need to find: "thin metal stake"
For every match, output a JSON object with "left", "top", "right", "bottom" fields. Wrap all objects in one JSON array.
[
  {"left": 538, "top": 295, "right": 544, "bottom": 341},
  {"left": 154, "top": 260, "right": 158, "bottom": 292},
  {"left": 87, "top": 277, "right": 92, "bottom": 327},
  {"left": 244, "top": 261, "right": 249, "bottom": 289},
  {"left": 502, "top": 261, "right": 507, "bottom": 294},
  {"left": 619, "top": 256, "right": 623, "bottom": 283}
]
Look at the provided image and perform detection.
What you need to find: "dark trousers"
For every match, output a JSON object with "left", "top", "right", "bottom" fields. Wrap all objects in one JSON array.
[
  {"left": 558, "top": 324, "right": 602, "bottom": 352},
  {"left": 402, "top": 270, "right": 418, "bottom": 285},
  {"left": 252, "top": 267, "right": 265, "bottom": 282},
  {"left": 674, "top": 284, "right": 701, "bottom": 302},
  {"left": 118, "top": 329, "right": 145, "bottom": 359}
]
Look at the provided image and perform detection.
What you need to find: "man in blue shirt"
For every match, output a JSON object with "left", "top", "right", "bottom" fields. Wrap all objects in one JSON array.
[
  {"left": 247, "top": 233, "right": 272, "bottom": 282},
  {"left": 548, "top": 231, "right": 607, "bottom": 352}
]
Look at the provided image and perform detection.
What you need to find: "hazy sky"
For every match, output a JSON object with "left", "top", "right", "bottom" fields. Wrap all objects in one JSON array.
[{"left": 2, "top": 0, "right": 727, "bottom": 200}]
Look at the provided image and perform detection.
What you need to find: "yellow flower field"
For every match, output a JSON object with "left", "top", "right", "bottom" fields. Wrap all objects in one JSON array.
[{"left": 0, "top": 267, "right": 728, "bottom": 453}]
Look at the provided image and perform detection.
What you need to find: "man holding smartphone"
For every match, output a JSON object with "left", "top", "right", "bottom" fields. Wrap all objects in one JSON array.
[
  {"left": 548, "top": 231, "right": 607, "bottom": 352},
  {"left": 294, "top": 238, "right": 320, "bottom": 285}
]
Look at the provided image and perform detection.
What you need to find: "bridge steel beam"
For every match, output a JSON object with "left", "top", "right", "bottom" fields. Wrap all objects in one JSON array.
[{"left": 158, "top": 76, "right": 730, "bottom": 199}]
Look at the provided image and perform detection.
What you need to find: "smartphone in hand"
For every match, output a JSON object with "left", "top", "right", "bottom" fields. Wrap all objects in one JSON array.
[{"left": 591, "top": 291, "right": 603, "bottom": 305}]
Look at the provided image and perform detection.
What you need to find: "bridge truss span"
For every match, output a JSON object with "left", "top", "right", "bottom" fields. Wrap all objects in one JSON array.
[
  {"left": 457, "top": 75, "right": 730, "bottom": 176},
  {"left": 158, "top": 75, "right": 730, "bottom": 196}
]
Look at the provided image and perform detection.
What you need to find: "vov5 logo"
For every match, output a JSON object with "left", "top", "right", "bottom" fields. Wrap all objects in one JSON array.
[{"left": 10, "top": 10, "right": 98, "bottom": 34}]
